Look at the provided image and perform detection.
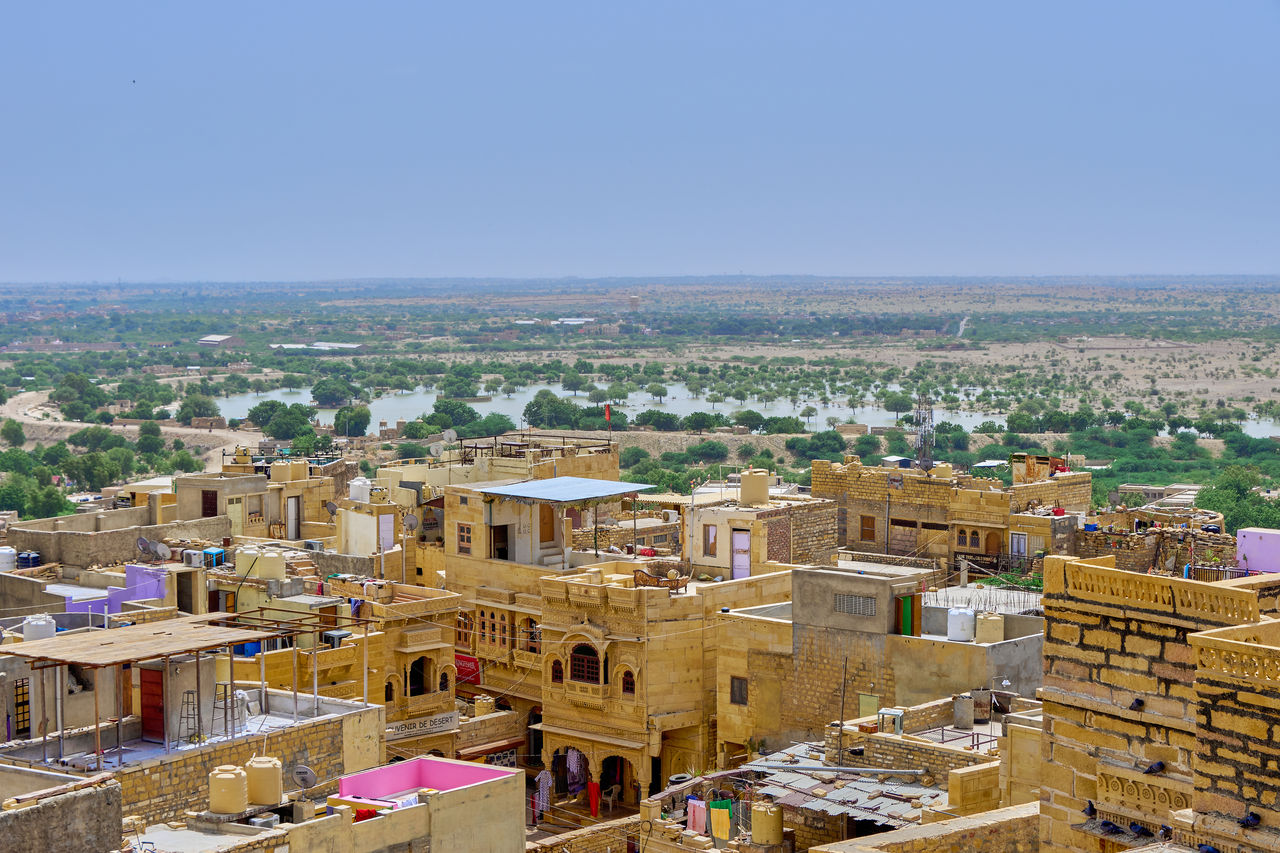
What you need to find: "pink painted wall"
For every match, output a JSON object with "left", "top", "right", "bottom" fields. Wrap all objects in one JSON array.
[
  {"left": 339, "top": 756, "right": 511, "bottom": 798},
  {"left": 1237, "top": 527, "right": 1280, "bottom": 573}
]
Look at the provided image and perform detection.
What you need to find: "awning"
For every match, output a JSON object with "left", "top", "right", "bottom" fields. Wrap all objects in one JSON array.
[
  {"left": 478, "top": 476, "right": 655, "bottom": 506},
  {"left": 529, "top": 722, "right": 647, "bottom": 752},
  {"left": 456, "top": 736, "right": 526, "bottom": 759}
]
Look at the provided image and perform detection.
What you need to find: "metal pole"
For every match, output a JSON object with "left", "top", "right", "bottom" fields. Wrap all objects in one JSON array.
[
  {"left": 93, "top": 668, "right": 101, "bottom": 771},
  {"left": 259, "top": 645, "right": 267, "bottom": 712},
  {"left": 292, "top": 640, "right": 299, "bottom": 723},
  {"left": 228, "top": 644, "right": 237, "bottom": 737},
  {"left": 163, "top": 657, "right": 171, "bottom": 754},
  {"left": 312, "top": 629, "right": 320, "bottom": 716},
  {"left": 362, "top": 620, "right": 369, "bottom": 708},
  {"left": 838, "top": 656, "right": 848, "bottom": 762},
  {"left": 633, "top": 498, "right": 638, "bottom": 555},
  {"left": 40, "top": 667, "right": 48, "bottom": 763},
  {"left": 56, "top": 666, "right": 64, "bottom": 760},
  {"left": 195, "top": 650, "right": 203, "bottom": 744},
  {"left": 116, "top": 666, "right": 124, "bottom": 768},
  {"left": 884, "top": 490, "right": 890, "bottom": 555},
  {"left": 401, "top": 532, "right": 407, "bottom": 584}
]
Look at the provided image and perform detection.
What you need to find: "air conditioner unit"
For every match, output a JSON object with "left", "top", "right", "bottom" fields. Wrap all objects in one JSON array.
[
  {"left": 183, "top": 550, "right": 204, "bottom": 568},
  {"left": 303, "top": 540, "right": 325, "bottom": 552},
  {"left": 663, "top": 510, "right": 679, "bottom": 524}
]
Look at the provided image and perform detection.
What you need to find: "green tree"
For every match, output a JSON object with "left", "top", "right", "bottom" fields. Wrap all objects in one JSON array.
[
  {"left": 28, "top": 485, "right": 71, "bottom": 518},
  {"left": 620, "top": 447, "right": 650, "bottom": 468},
  {"left": 432, "top": 399, "right": 480, "bottom": 427},
  {"left": 1, "top": 418, "right": 25, "bottom": 447},
  {"left": 561, "top": 371, "right": 587, "bottom": 396},
  {"left": 333, "top": 405, "right": 372, "bottom": 437},
  {"left": 732, "top": 410, "right": 765, "bottom": 432},
  {"left": 246, "top": 399, "right": 287, "bottom": 428},
  {"left": 683, "top": 412, "right": 715, "bottom": 434},
  {"left": 264, "top": 405, "right": 316, "bottom": 440},
  {"left": 883, "top": 392, "right": 914, "bottom": 424},
  {"left": 176, "top": 394, "right": 220, "bottom": 424},
  {"left": 311, "top": 377, "right": 356, "bottom": 407}
]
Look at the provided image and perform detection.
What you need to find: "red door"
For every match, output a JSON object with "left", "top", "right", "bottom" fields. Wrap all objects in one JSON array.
[{"left": 140, "top": 668, "right": 165, "bottom": 743}]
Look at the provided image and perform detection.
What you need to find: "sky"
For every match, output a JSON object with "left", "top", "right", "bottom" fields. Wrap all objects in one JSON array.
[{"left": 1, "top": 3, "right": 1277, "bottom": 283}]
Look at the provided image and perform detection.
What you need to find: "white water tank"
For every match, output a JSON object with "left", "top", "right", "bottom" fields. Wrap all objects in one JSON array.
[
  {"left": 349, "top": 477, "right": 371, "bottom": 503},
  {"left": 21, "top": 613, "right": 56, "bottom": 641},
  {"left": 0, "top": 546, "right": 16, "bottom": 572},
  {"left": 237, "top": 547, "right": 260, "bottom": 574},
  {"left": 947, "top": 608, "right": 976, "bottom": 643},
  {"left": 740, "top": 468, "right": 770, "bottom": 507}
]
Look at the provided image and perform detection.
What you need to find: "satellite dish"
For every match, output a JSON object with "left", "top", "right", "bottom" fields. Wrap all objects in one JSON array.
[
  {"left": 155, "top": 543, "right": 172, "bottom": 561},
  {"left": 325, "top": 501, "right": 338, "bottom": 517},
  {"left": 404, "top": 515, "right": 419, "bottom": 532},
  {"left": 292, "top": 764, "right": 317, "bottom": 789},
  {"left": 442, "top": 428, "right": 457, "bottom": 444},
  {"left": 136, "top": 536, "right": 151, "bottom": 554},
  {"left": 428, "top": 443, "right": 443, "bottom": 458}
]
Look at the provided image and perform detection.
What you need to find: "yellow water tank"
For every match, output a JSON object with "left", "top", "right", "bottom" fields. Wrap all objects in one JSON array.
[
  {"left": 740, "top": 468, "right": 770, "bottom": 507},
  {"left": 975, "top": 612, "right": 1005, "bottom": 644},
  {"left": 474, "top": 694, "right": 496, "bottom": 716},
  {"left": 270, "top": 460, "right": 292, "bottom": 483},
  {"left": 292, "top": 460, "right": 309, "bottom": 482},
  {"left": 256, "top": 549, "right": 286, "bottom": 581},
  {"left": 245, "top": 756, "right": 283, "bottom": 806},
  {"left": 209, "top": 764, "right": 248, "bottom": 814},
  {"left": 751, "top": 803, "right": 784, "bottom": 844}
]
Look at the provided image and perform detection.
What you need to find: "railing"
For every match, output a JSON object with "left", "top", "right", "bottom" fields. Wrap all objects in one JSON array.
[
  {"left": 564, "top": 680, "right": 604, "bottom": 709},
  {"left": 512, "top": 649, "right": 542, "bottom": 670},
  {"left": 1056, "top": 560, "right": 1259, "bottom": 626},
  {"left": 1095, "top": 764, "right": 1191, "bottom": 817}
]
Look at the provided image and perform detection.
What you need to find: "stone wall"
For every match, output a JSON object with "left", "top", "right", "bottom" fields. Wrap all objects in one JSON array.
[
  {"left": 862, "top": 732, "right": 994, "bottom": 779},
  {"left": 572, "top": 520, "right": 682, "bottom": 552},
  {"left": 1038, "top": 555, "right": 1280, "bottom": 853},
  {"left": 112, "top": 701, "right": 383, "bottom": 824},
  {"left": 10, "top": 515, "right": 231, "bottom": 568},
  {"left": 811, "top": 801, "right": 1039, "bottom": 853},
  {"left": 0, "top": 780, "right": 122, "bottom": 853},
  {"left": 1074, "top": 528, "right": 1239, "bottom": 575},
  {"left": 525, "top": 815, "right": 644, "bottom": 852}
]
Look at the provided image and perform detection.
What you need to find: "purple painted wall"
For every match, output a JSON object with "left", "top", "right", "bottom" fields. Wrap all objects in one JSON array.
[
  {"left": 1237, "top": 527, "right": 1280, "bottom": 573},
  {"left": 62, "top": 564, "right": 168, "bottom": 616}
]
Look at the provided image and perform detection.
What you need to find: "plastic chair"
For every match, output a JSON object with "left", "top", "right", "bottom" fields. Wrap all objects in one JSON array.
[{"left": 601, "top": 783, "right": 622, "bottom": 811}]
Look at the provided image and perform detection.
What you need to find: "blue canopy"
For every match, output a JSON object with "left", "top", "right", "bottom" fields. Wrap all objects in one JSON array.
[{"left": 478, "top": 476, "right": 655, "bottom": 505}]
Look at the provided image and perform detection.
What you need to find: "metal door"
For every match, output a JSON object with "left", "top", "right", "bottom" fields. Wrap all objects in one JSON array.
[
  {"left": 378, "top": 513, "right": 395, "bottom": 551},
  {"left": 286, "top": 495, "right": 300, "bottom": 540},
  {"left": 539, "top": 504, "right": 556, "bottom": 542},
  {"left": 201, "top": 489, "right": 218, "bottom": 518},
  {"left": 731, "top": 529, "right": 751, "bottom": 579},
  {"left": 13, "top": 678, "right": 29, "bottom": 738},
  {"left": 140, "top": 668, "right": 165, "bottom": 743}
]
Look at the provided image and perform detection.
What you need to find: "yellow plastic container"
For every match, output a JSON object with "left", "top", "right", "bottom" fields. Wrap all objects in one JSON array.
[
  {"left": 245, "top": 756, "right": 283, "bottom": 805},
  {"left": 751, "top": 803, "right": 783, "bottom": 844},
  {"left": 209, "top": 764, "right": 248, "bottom": 814}
]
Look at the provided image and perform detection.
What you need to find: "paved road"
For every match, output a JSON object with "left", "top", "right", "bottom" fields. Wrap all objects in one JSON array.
[{"left": 956, "top": 316, "right": 969, "bottom": 338}]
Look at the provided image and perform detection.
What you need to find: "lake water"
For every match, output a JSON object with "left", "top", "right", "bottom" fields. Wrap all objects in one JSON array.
[{"left": 215, "top": 382, "right": 1007, "bottom": 432}]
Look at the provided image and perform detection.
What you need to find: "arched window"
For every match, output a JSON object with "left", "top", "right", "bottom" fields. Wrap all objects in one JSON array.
[
  {"left": 498, "top": 613, "right": 508, "bottom": 647},
  {"left": 957, "top": 529, "right": 967, "bottom": 546},
  {"left": 969, "top": 531, "right": 980, "bottom": 548},
  {"left": 439, "top": 671, "right": 450, "bottom": 692},
  {"left": 622, "top": 670, "right": 635, "bottom": 695},
  {"left": 456, "top": 613, "right": 474, "bottom": 649},
  {"left": 409, "top": 656, "right": 430, "bottom": 697},
  {"left": 551, "top": 660, "right": 563, "bottom": 683},
  {"left": 570, "top": 644, "right": 601, "bottom": 684},
  {"left": 384, "top": 680, "right": 395, "bottom": 703}
]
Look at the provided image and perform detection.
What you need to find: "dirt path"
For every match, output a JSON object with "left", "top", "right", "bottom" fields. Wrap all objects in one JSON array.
[{"left": 0, "top": 389, "right": 246, "bottom": 470}]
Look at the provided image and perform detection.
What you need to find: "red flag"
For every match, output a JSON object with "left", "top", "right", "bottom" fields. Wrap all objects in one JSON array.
[{"left": 605, "top": 404, "right": 612, "bottom": 422}]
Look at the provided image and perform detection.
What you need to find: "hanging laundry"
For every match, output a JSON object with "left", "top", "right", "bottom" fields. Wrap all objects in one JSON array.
[
  {"left": 534, "top": 769, "right": 553, "bottom": 817},
  {"left": 686, "top": 798, "right": 707, "bottom": 834}
]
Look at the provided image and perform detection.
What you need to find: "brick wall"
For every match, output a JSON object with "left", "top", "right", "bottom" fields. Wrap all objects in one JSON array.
[
  {"left": 862, "top": 733, "right": 993, "bottom": 780},
  {"left": 113, "top": 704, "right": 382, "bottom": 824},
  {"left": 810, "top": 802, "right": 1039, "bottom": 853}
]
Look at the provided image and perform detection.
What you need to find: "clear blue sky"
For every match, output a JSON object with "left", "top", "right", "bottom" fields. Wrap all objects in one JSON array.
[{"left": 1, "top": 2, "right": 1277, "bottom": 282}]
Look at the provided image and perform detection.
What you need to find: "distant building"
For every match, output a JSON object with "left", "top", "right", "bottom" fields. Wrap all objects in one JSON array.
[{"left": 196, "top": 334, "right": 243, "bottom": 347}]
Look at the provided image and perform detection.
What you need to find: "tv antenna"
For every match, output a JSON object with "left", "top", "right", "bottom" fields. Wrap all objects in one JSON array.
[
  {"left": 913, "top": 393, "right": 935, "bottom": 470},
  {"left": 291, "top": 764, "right": 317, "bottom": 790}
]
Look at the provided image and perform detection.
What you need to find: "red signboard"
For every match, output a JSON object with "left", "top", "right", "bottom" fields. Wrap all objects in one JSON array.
[{"left": 455, "top": 653, "right": 481, "bottom": 685}]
